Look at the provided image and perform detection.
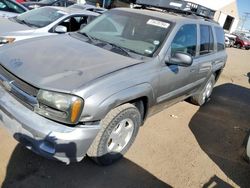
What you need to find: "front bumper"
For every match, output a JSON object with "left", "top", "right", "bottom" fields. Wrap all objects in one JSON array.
[
  {"left": 243, "top": 44, "right": 250, "bottom": 49},
  {"left": 0, "top": 86, "right": 100, "bottom": 164}
]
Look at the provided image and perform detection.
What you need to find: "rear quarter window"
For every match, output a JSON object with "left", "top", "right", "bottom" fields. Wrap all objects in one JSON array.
[{"left": 214, "top": 27, "right": 225, "bottom": 51}]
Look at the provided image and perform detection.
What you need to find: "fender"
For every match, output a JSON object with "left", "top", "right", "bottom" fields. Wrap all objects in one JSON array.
[{"left": 80, "top": 83, "right": 155, "bottom": 122}]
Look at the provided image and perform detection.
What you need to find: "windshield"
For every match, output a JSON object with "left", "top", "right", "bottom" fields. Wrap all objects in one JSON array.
[
  {"left": 79, "top": 10, "right": 172, "bottom": 57},
  {"left": 15, "top": 7, "right": 65, "bottom": 28}
]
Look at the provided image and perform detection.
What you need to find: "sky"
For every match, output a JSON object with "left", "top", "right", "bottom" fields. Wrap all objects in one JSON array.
[{"left": 237, "top": 0, "right": 250, "bottom": 30}]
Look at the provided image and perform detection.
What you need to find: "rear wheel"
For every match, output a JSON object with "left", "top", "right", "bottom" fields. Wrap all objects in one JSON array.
[
  {"left": 87, "top": 103, "right": 142, "bottom": 165},
  {"left": 190, "top": 74, "right": 215, "bottom": 106}
]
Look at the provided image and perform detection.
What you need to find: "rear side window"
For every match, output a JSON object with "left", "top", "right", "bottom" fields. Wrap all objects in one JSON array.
[
  {"left": 214, "top": 27, "right": 225, "bottom": 51},
  {"left": 171, "top": 24, "right": 197, "bottom": 57},
  {"left": 200, "top": 25, "right": 214, "bottom": 55}
]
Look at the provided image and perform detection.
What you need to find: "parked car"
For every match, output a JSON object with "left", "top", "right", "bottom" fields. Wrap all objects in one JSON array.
[
  {"left": 22, "top": 0, "right": 75, "bottom": 10},
  {"left": 0, "top": 1, "right": 227, "bottom": 165},
  {"left": 235, "top": 35, "right": 250, "bottom": 50},
  {"left": 69, "top": 3, "right": 106, "bottom": 14},
  {"left": 0, "top": 0, "right": 28, "bottom": 18},
  {"left": 225, "top": 36, "right": 230, "bottom": 48},
  {"left": 0, "top": 6, "right": 99, "bottom": 45},
  {"left": 247, "top": 136, "right": 250, "bottom": 161},
  {"left": 85, "top": 0, "right": 135, "bottom": 8},
  {"left": 225, "top": 33, "right": 236, "bottom": 48}
]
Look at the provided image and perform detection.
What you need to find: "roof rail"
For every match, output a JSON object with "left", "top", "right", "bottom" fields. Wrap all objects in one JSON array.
[{"left": 135, "top": 0, "right": 216, "bottom": 19}]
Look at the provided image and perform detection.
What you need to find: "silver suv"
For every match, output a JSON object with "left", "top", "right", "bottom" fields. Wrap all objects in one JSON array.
[{"left": 0, "top": 1, "right": 227, "bottom": 165}]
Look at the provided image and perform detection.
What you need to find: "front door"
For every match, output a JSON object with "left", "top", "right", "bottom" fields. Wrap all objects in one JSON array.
[{"left": 157, "top": 24, "right": 198, "bottom": 106}]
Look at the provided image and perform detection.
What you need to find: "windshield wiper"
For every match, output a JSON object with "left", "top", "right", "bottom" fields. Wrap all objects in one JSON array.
[
  {"left": 14, "top": 18, "right": 38, "bottom": 28},
  {"left": 78, "top": 32, "right": 95, "bottom": 43},
  {"left": 99, "top": 40, "right": 132, "bottom": 57}
]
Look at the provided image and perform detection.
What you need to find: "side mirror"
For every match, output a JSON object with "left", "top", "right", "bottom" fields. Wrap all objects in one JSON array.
[
  {"left": 55, "top": 25, "right": 67, "bottom": 33},
  {"left": 166, "top": 52, "right": 193, "bottom": 67}
]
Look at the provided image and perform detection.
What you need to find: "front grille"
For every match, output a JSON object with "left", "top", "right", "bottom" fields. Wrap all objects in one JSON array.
[
  {"left": 0, "top": 65, "right": 39, "bottom": 97},
  {"left": 0, "top": 65, "right": 39, "bottom": 110}
]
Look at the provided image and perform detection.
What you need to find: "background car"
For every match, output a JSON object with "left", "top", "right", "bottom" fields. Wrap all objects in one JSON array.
[
  {"left": 247, "top": 136, "right": 250, "bottom": 162},
  {"left": 235, "top": 35, "right": 250, "bottom": 50},
  {"left": 69, "top": 3, "right": 106, "bottom": 14},
  {"left": 225, "top": 33, "right": 236, "bottom": 48},
  {"left": 22, "top": 0, "right": 76, "bottom": 10},
  {"left": 0, "top": 6, "right": 100, "bottom": 45},
  {"left": 225, "top": 36, "right": 230, "bottom": 48},
  {"left": 0, "top": 0, "right": 28, "bottom": 18}
]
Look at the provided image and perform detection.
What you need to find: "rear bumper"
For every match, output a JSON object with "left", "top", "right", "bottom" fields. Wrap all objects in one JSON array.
[{"left": 0, "top": 86, "right": 100, "bottom": 164}]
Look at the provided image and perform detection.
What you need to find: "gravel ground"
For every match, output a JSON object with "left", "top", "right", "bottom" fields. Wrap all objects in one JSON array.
[{"left": 0, "top": 48, "right": 250, "bottom": 188}]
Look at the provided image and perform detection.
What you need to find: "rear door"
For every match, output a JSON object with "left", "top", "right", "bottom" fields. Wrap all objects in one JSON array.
[{"left": 192, "top": 24, "right": 215, "bottom": 87}]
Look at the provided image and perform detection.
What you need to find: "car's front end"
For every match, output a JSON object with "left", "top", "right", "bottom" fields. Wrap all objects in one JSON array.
[
  {"left": 0, "top": 7, "right": 69, "bottom": 46},
  {"left": 0, "top": 79, "right": 100, "bottom": 164},
  {"left": 242, "top": 40, "right": 250, "bottom": 50}
]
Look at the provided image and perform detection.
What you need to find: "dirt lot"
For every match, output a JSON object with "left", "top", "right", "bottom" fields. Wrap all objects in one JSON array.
[{"left": 0, "top": 48, "right": 250, "bottom": 188}]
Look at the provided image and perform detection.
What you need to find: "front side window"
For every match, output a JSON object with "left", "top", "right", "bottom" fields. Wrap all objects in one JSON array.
[
  {"left": 200, "top": 25, "right": 214, "bottom": 55},
  {"left": 15, "top": 7, "right": 65, "bottom": 28},
  {"left": 171, "top": 24, "right": 197, "bottom": 57},
  {"left": 79, "top": 10, "right": 172, "bottom": 57},
  {"left": 56, "top": 16, "right": 90, "bottom": 32},
  {"left": 214, "top": 27, "right": 225, "bottom": 51}
]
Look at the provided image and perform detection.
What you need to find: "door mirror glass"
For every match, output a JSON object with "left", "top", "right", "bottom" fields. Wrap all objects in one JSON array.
[
  {"left": 166, "top": 52, "right": 193, "bottom": 67},
  {"left": 55, "top": 25, "right": 67, "bottom": 33}
]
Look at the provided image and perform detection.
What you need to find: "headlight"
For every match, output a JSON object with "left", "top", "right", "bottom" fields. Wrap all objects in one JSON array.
[
  {"left": 0, "top": 37, "right": 15, "bottom": 45},
  {"left": 35, "top": 90, "right": 84, "bottom": 124}
]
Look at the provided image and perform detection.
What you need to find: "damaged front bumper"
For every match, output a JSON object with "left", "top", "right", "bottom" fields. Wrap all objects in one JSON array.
[{"left": 0, "top": 86, "right": 100, "bottom": 164}]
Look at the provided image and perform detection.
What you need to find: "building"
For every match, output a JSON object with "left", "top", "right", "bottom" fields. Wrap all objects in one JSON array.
[{"left": 187, "top": 0, "right": 239, "bottom": 33}]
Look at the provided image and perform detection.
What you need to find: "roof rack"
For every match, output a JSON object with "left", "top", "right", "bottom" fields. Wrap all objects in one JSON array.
[{"left": 135, "top": 0, "right": 216, "bottom": 19}]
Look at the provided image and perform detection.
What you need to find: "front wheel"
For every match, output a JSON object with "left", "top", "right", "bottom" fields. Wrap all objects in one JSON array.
[
  {"left": 87, "top": 103, "right": 142, "bottom": 165},
  {"left": 190, "top": 74, "right": 215, "bottom": 106}
]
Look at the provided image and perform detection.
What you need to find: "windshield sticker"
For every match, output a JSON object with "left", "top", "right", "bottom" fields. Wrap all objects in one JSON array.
[
  {"left": 153, "top": 40, "right": 160, "bottom": 46},
  {"left": 147, "top": 19, "right": 170, "bottom": 29},
  {"left": 145, "top": 49, "right": 153, "bottom": 54},
  {"left": 57, "top": 10, "right": 67, "bottom": 15}
]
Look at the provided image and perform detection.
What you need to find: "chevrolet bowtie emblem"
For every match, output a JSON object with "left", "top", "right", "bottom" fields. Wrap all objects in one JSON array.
[{"left": 2, "top": 80, "right": 13, "bottom": 92}]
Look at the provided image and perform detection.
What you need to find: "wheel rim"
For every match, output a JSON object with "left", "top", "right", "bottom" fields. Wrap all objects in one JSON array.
[
  {"left": 107, "top": 118, "right": 134, "bottom": 153},
  {"left": 202, "top": 81, "right": 213, "bottom": 102}
]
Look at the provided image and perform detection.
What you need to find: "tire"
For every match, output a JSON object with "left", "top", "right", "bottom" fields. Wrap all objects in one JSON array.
[
  {"left": 237, "top": 44, "right": 241, "bottom": 49},
  {"left": 87, "top": 103, "right": 142, "bottom": 165},
  {"left": 190, "top": 74, "right": 215, "bottom": 106}
]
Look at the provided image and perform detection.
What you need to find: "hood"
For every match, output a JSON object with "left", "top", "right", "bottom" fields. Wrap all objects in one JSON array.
[
  {"left": 0, "top": 34, "right": 142, "bottom": 93},
  {"left": 0, "top": 17, "right": 35, "bottom": 36}
]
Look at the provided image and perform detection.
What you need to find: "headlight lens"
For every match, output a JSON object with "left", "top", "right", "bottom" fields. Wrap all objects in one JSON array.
[
  {"left": 35, "top": 90, "right": 84, "bottom": 124},
  {"left": 0, "top": 37, "right": 15, "bottom": 45}
]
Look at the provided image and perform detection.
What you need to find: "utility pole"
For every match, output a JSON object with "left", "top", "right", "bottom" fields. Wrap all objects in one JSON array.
[{"left": 241, "top": 12, "right": 250, "bottom": 31}]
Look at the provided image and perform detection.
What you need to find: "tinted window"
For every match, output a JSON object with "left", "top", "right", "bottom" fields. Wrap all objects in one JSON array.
[
  {"left": 200, "top": 25, "right": 214, "bottom": 55},
  {"left": 0, "top": 0, "right": 25, "bottom": 13},
  {"left": 214, "top": 27, "right": 225, "bottom": 51},
  {"left": 171, "top": 24, "right": 197, "bottom": 57}
]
